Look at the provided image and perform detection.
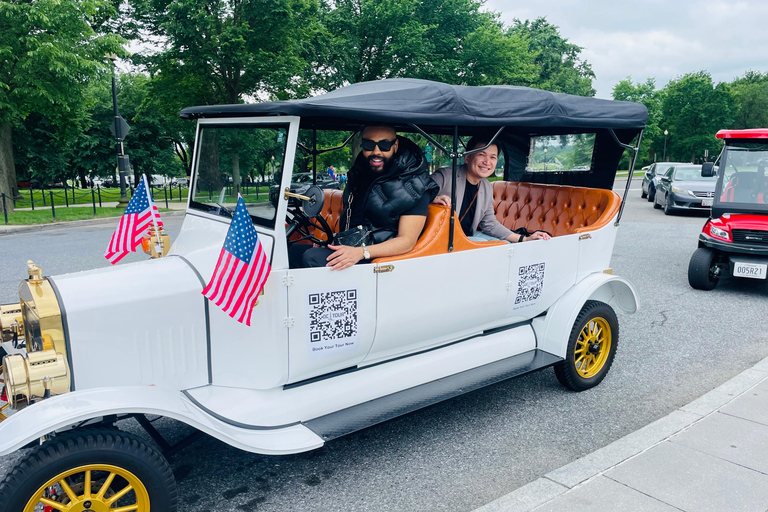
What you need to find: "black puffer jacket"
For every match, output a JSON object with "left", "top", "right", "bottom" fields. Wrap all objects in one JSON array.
[{"left": 341, "top": 136, "right": 438, "bottom": 232}]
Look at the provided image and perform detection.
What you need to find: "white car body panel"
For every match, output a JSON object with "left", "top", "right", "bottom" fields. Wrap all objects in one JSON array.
[
  {"left": 532, "top": 273, "right": 638, "bottom": 358},
  {"left": 51, "top": 257, "right": 209, "bottom": 391},
  {"left": 0, "top": 387, "right": 323, "bottom": 456}
]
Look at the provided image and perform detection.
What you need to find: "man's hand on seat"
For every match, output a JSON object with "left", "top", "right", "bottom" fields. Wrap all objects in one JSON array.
[{"left": 326, "top": 244, "right": 364, "bottom": 271}]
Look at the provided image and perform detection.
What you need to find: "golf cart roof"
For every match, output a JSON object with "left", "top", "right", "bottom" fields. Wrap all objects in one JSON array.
[
  {"left": 180, "top": 78, "right": 647, "bottom": 133},
  {"left": 717, "top": 129, "right": 768, "bottom": 140}
]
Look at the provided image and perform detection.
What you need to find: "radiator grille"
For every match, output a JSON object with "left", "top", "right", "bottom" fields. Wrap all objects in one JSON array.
[{"left": 732, "top": 229, "right": 768, "bottom": 245}]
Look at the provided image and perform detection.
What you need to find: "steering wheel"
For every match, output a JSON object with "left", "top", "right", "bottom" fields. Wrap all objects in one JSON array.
[{"left": 285, "top": 185, "right": 335, "bottom": 246}]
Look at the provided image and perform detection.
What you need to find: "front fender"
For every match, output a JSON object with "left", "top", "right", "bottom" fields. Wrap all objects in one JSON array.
[
  {"left": 0, "top": 387, "right": 323, "bottom": 456},
  {"left": 532, "top": 273, "right": 638, "bottom": 358}
]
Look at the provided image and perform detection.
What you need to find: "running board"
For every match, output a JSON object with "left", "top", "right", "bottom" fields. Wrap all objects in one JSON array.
[{"left": 304, "top": 349, "right": 561, "bottom": 441}]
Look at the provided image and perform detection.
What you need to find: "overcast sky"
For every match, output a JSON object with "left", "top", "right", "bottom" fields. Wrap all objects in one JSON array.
[{"left": 485, "top": 0, "right": 768, "bottom": 98}]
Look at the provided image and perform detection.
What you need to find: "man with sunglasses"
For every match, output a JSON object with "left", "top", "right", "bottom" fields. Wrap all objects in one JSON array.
[{"left": 293, "top": 125, "right": 437, "bottom": 270}]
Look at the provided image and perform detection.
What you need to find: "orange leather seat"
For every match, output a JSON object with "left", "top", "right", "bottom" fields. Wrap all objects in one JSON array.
[
  {"left": 492, "top": 181, "right": 621, "bottom": 236},
  {"left": 313, "top": 189, "right": 344, "bottom": 241}
]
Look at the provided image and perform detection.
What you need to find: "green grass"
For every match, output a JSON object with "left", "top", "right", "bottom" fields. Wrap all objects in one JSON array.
[
  {"left": 10, "top": 187, "right": 194, "bottom": 208},
  {"left": 4, "top": 207, "right": 172, "bottom": 225}
]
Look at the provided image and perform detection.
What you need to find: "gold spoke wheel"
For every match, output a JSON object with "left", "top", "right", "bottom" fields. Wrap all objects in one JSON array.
[
  {"left": 554, "top": 301, "right": 619, "bottom": 392},
  {"left": 572, "top": 317, "right": 611, "bottom": 378},
  {"left": 25, "top": 464, "right": 150, "bottom": 512}
]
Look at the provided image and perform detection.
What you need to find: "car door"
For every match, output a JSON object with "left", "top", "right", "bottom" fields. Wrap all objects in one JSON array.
[
  {"left": 363, "top": 245, "right": 511, "bottom": 365},
  {"left": 659, "top": 167, "right": 674, "bottom": 206},
  {"left": 285, "top": 265, "right": 377, "bottom": 384}
]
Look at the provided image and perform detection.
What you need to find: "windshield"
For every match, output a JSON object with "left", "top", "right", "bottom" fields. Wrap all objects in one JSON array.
[
  {"left": 191, "top": 123, "right": 289, "bottom": 228},
  {"left": 717, "top": 142, "right": 768, "bottom": 208},
  {"left": 673, "top": 165, "right": 714, "bottom": 181}
]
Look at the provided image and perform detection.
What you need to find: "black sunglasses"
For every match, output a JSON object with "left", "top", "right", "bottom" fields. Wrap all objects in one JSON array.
[{"left": 361, "top": 138, "right": 396, "bottom": 152}]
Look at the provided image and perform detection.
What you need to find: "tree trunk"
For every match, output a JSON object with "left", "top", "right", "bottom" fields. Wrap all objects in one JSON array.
[{"left": 0, "top": 122, "right": 16, "bottom": 214}]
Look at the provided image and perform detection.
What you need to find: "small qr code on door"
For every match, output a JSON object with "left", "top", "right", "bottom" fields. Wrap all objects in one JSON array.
[
  {"left": 308, "top": 289, "right": 358, "bottom": 342},
  {"left": 515, "top": 263, "right": 545, "bottom": 304}
]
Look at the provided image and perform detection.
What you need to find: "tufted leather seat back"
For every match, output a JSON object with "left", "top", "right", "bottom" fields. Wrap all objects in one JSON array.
[
  {"left": 313, "top": 189, "right": 344, "bottom": 241},
  {"left": 492, "top": 181, "right": 621, "bottom": 236}
]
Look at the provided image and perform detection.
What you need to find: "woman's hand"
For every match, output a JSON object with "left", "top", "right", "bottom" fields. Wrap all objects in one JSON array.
[
  {"left": 527, "top": 231, "right": 551, "bottom": 241},
  {"left": 326, "top": 244, "right": 364, "bottom": 270},
  {"left": 433, "top": 195, "right": 451, "bottom": 206}
]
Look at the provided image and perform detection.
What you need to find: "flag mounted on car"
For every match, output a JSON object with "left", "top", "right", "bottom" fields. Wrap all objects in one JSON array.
[
  {"left": 104, "top": 174, "right": 162, "bottom": 264},
  {"left": 203, "top": 196, "right": 271, "bottom": 326}
]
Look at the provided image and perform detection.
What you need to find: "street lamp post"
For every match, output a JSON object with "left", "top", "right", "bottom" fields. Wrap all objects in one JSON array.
[
  {"left": 663, "top": 129, "right": 669, "bottom": 162},
  {"left": 107, "top": 54, "right": 131, "bottom": 207}
]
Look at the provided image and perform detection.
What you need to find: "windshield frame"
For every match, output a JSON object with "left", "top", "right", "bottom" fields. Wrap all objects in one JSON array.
[
  {"left": 188, "top": 116, "right": 300, "bottom": 230},
  {"left": 712, "top": 140, "right": 768, "bottom": 218}
]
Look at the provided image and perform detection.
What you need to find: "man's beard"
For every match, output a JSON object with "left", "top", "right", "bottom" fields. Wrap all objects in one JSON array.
[{"left": 367, "top": 154, "right": 394, "bottom": 173}]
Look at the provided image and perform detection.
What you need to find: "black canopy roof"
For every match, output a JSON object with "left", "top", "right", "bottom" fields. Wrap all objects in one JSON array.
[{"left": 180, "top": 78, "right": 647, "bottom": 131}]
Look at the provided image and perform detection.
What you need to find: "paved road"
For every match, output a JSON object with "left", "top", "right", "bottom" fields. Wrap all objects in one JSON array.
[{"left": 1, "top": 195, "right": 767, "bottom": 512}]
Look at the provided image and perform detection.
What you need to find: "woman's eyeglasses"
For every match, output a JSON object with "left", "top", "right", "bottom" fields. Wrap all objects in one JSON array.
[{"left": 361, "top": 138, "right": 396, "bottom": 152}]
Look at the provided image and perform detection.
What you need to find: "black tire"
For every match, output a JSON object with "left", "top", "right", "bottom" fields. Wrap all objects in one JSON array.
[
  {"left": 648, "top": 187, "right": 655, "bottom": 202},
  {"left": 0, "top": 428, "right": 178, "bottom": 512},
  {"left": 641, "top": 188, "right": 647, "bottom": 199},
  {"left": 554, "top": 300, "right": 619, "bottom": 392},
  {"left": 663, "top": 198, "right": 674, "bottom": 215},
  {"left": 688, "top": 247, "right": 721, "bottom": 290},
  {"left": 653, "top": 194, "right": 662, "bottom": 209}
]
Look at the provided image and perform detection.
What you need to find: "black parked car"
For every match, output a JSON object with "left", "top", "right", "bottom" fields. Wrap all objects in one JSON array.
[
  {"left": 641, "top": 162, "right": 687, "bottom": 202},
  {"left": 653, "top": 164, "right": 717, "bottom": 215},
  {"left": 269, "top": 172, "right": 341, "bottom": 206}
]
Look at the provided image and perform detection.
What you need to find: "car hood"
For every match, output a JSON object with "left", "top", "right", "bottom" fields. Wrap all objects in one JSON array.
[{"left": 673, "top": 180, "right": 716, "bottom": 191}]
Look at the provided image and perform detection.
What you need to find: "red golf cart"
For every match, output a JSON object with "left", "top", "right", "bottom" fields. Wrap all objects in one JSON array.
[{"left": 688, "top": 129, "right": 768, "bottom": 290}]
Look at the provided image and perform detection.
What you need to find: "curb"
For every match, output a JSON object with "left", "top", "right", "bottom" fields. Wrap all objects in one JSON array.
[
  {"left": 0, "top": 210, "right": 186, "bottom": 236},
  {"left": 473, "top": 355, "right": 768, "bottom": 512}
]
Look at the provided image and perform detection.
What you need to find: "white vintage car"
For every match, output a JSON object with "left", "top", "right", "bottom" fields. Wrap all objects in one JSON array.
[{"left": 0, "top": 79, "right": 646, "bottom": 511}]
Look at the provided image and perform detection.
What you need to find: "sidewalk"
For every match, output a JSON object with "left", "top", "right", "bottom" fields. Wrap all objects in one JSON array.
[{"left": 475, "top": 356, "right": 768, "bottom": 512}]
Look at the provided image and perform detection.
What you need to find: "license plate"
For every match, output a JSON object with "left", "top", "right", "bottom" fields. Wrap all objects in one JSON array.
[
  {"left": 701, "top": 198, "right": 713, "bottom": 207},
  {"left": 733, "top": 261, "right": 767, "bottom": 279}
]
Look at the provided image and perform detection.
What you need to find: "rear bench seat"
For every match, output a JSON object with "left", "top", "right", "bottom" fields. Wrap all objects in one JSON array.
[{"left": 309, "top": 183, "right": 621, "bottom": 260}]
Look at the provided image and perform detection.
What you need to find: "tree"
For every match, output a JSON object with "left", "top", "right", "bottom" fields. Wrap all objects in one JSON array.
[
  {"left": 321, "top": 0, "right": 537, "bottom": 88},
  {"left": 730, "top": 71, "right": 768, "bottom": 130},
  {"left": 508, "top": 17, "right": 595, "bottom": 97},
  {"left": 661, "top": 71, "right": 735, "bottom": 163},
  {"left": 0, "top": 0, "right": 123, "bottom": 211},
  {"left": 613, "top": 77, "right": 663, "bottom": 165}
]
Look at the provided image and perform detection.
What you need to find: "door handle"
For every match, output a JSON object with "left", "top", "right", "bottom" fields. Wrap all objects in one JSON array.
[{"left": 374, "top": 265, "right": 394, "bottom": 273}]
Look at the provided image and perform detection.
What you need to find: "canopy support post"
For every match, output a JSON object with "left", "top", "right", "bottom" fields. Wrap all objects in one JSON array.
[
  {"left": 449, "top": 126, "right": 459, "bottom": 252},
  {"left": 312, "top": 128, "right": 317, "bottom": 185},
  {"left": 609, "top": 128, "right": 644, "bottom": 225}
]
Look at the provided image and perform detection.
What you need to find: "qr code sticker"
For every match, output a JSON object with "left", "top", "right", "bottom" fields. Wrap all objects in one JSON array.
[
  {"left": 308, "top": 289, "right": 358, "bottom": 343},
  {"left": 515, "top": 263, "right": 545, "bottom": 305}
]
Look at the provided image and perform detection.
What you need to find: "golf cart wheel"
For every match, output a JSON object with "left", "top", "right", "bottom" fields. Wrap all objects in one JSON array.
[
  {"left": 0, "top": 428, "right": 178, "bottom": 512},
  {"left": 688, "top": 247, "right": 721, "bottom": 290},
  {"left": 554, "top": 300, "right": 619, "bottom": 392}
]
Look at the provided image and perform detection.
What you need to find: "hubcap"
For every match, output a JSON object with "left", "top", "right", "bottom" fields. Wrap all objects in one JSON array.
[
  {"left": 24, "top": 464, "right": 150, "bottom": 512},
  {"left": 573, "top": 317, "right": 612, "bottom": 378}
]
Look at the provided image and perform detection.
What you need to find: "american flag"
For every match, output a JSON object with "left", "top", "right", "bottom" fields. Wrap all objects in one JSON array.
[
  {"left": 203, "top": 196, "right": 271, "bottom": 326},
  {"left": 104, "top": 175, "right": 162, "bottom": 264}
]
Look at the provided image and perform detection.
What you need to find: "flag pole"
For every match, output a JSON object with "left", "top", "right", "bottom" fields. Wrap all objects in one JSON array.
[{"left": 142, "top": 174, "right": 162, "bottom": 254}]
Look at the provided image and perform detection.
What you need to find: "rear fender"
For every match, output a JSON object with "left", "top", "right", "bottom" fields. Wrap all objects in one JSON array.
[
  {"left": 0, "top": 387, "right": 323, "bottom": 456},
  {"left": 532, "top": 273, "right": 637, "bottom": 358}
]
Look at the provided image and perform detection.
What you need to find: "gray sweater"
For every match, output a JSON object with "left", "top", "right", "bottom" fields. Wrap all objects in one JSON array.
[{"left": 431, "top": 165, "right": 513, "bottom": 240}]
